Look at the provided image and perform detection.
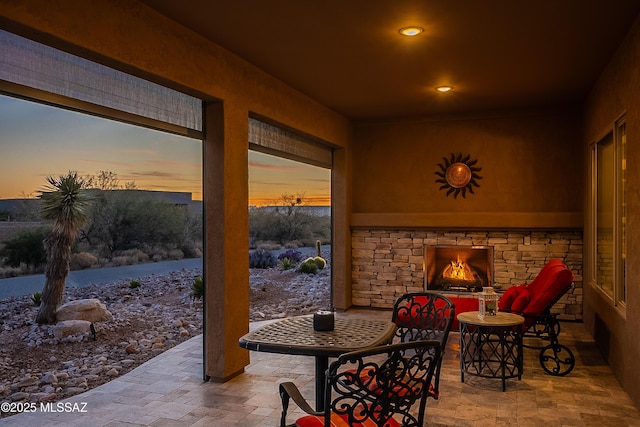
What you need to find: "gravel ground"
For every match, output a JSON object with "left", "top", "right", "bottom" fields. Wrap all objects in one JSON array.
[{"left": 0, "top": 263, "right": 330, "bottom": 418}]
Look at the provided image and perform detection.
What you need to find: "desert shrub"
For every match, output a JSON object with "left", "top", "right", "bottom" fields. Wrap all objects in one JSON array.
[
  {"left": 298, "top": 257, "right": 319, "bottom": 274},
  {"left": 181, "top": 242, "right": 201, "bottom": 258},
  {"left": 0, "top": 227, "right": 49, "bottom": 268},
  {"left": 167, "top": 249, "right": 184, "bottom": 260},
  {"left": 115, "top": 249, "right": 149, "bottom": 263},
  {"left": 256, "top": 242, "right": 282, "bottom": 251},
  {"left": 183, "top": 209, "right": 203, "bottom": 248},
  {"left": 129, "top": 279, "right": 141, "bottom": 289},
  {"left": 277, "top": 249, "right": 303, "bottom": 263},
  {"left": 81, "top": 190, "right": 189, "bottom": 254},
  {"left": 249, "top": 249, "right": 277, "bottom": 269},
  {"left": 278, "top": 257, "right": 295, "bottom": 270},
  {"left": 191, "top": 276, "right": 204, "bottom": 300},
  {"left": 0, "top": 265, "right": 24, "bottom": 278},
  {"left": 249, "top": 203, "right": 331, "bottom": 249},
  {"left": 142, "top": 245, "right": 167, "bottom": 261},
  {"left": 111, "top": 256, "right": 132, "bottom": 266},
  {"left": 70, "top": 252, "right": 98, "bottom": 270}
]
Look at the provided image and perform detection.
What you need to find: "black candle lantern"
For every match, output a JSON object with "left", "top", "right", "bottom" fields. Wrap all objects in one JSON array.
[{"left": 313, "top": 310, "right": 334, "bottom": 331}]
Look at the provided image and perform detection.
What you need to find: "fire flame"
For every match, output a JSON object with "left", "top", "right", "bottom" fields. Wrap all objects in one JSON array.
[{"left": 442, "top": 255, "right": 473, "bottom": 280}]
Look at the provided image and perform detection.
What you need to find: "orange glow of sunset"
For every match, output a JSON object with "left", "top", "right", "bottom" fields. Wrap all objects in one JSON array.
[
  {"left": 248, "top": 151, "right": 331, "bottom": 206},
  {"left": 1, "top": 95, "right": 331, "bottom": 206}
]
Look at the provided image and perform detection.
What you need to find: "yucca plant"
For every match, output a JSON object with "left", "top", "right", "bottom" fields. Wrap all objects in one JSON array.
[{"left": 36, "top": 172, "right": 90, "bottom": 324}]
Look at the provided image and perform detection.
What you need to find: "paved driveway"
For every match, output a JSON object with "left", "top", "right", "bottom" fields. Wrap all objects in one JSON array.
[{"left": 0, "top": 258, "right": 203, "bottom": 300}]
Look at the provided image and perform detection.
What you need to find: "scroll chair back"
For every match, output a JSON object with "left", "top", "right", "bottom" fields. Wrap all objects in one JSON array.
[
  {"left": 279, "top": 340, "right": 441, "bottom": 427},
  {"left": 391, "top": 292, "right": 455, "bottom": 399}
]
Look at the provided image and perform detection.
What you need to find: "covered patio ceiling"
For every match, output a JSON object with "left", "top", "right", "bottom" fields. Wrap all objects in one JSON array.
[{"left": 140, "top": 1, "right": 640, "bottom": 119}]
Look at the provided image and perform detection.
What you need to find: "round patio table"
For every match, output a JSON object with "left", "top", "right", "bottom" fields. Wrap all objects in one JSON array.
[
  {"left": 238, "top": 316, "right": 397, "bottom": 411},
  {"left": 458, "top": 311, "right": 524, "bottom": 391}
]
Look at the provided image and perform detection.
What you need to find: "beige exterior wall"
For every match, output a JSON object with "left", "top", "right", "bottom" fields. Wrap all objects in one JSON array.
[
  {"left": 583, "top": 15, "right": 640, "bottom": 409},
  {"left": 351, "top": 108, "right": 584, "bottom": 228}
]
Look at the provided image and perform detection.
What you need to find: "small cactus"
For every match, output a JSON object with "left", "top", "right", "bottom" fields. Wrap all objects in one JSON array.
[
  {"left": 313, "top": 256, "right": 326, "bottom": 270},
  {"left": 298, "top": 258, "right": 319, "bottom": 274},
  {"left": 313, "top": 241, "right": 326, "bottom": 270}
]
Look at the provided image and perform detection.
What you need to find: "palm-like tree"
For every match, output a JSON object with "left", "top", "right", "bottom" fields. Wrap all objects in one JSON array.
[{"left": 36, "top": 172, "right": 90, "bottom": 324}]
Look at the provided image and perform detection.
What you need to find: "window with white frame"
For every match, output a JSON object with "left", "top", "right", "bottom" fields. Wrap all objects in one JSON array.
[{"left": 592, "top": 115, "right": 626, "bottom": 309}]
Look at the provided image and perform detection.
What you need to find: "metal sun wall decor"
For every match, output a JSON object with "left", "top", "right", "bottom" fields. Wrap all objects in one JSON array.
[{"left": 435, "top": 152, "right": 482, "bottom": 198}]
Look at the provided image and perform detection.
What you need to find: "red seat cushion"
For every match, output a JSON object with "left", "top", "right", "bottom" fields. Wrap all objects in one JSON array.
[
  {"left": 448, "top": 297, "right": 477, "bottom": 330},
  {"left": 525, "top": 259, "right": 564, "bottom": 298},
  {"left": 351, "top": 366, "right": 432, "bottom": 398},
  {"left": 296, "top": 411, "right": 401, "bottom": 426},
  {"left": 511, "top": 287, "right": 530, "bottom": 312},
  {"left": 498, "top": 286, "right": 518, "bottom": 311},
  {"left": 524, "top": 266, "right": 573, "bottom": 315}
]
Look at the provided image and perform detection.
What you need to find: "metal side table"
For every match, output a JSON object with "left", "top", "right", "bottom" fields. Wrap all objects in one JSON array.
[{"left": 458, "top": 311, "right": 524, "bottom": 391}]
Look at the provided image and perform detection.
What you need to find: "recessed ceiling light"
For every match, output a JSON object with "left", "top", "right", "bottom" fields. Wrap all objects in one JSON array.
[
  {"left": 399, "top": 26, "right": 424, "bottom": 37},
  {"left": 436, "top": 86, "right": 453, "bottom": 92}
]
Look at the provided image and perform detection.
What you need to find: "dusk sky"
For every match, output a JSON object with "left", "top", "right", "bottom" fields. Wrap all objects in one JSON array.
[{"left": 0, "top": 95, "right": 330, "bottom": 206}]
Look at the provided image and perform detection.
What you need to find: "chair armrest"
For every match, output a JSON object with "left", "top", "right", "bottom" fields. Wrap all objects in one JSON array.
[{"left": 279, "top": 382, "right": 322, "bottom": 426}]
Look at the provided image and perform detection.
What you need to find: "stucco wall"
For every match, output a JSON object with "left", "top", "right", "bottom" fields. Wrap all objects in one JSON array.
[
  {"left": 0, "top": 0, "right": 353, "bottom": 381},
  {"left": 351, "top": 108, "right": 584, "bottom": 229},
  {"left": 583, "top": 15, "right": 640, "bottom": 409}
]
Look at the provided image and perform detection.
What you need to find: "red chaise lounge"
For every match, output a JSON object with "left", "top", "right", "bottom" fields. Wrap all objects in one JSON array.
[{"left": 498, "top": 258, "right": 576, "bottom": 376}]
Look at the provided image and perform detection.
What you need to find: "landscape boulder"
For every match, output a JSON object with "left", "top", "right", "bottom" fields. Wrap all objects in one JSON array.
[
  {"left": 52, "top": 320, "right": 92, "bottom": 340},
  {"left": 56, "top": 298, "right": 112, "bottom": 322}
]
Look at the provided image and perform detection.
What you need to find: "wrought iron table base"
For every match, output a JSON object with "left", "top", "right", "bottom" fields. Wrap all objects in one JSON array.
[{"left": 458, "top": 311, "right": 524, "bottom": 391}]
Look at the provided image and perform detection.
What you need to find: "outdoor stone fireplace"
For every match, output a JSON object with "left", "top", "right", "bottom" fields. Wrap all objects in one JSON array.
[
  {"left": 351, "top": 229, "right": 583, "bottom": 320},
  {"left": 425, "top": 245, "right": 494, "bottom": 292}
]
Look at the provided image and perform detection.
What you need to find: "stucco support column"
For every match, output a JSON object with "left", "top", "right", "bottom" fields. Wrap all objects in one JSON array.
[
  {"left": 331, "top": 146, "right": 352, "bottom": 310},
  {"left": 203, "top": 101, "right": 250, "bottom": 382}
]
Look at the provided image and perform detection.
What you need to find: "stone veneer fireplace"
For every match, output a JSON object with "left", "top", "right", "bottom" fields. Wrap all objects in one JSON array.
[{"left": 351, "top": 229, "right": 583, "bottom": 320}]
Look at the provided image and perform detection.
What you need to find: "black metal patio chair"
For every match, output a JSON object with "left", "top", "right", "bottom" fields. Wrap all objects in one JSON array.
[
  {"left": 391, "top": 292, "right": 455, "bottom": 399},
  {"left": 279, "top": 340, "right": 441, "bottom": 427}
]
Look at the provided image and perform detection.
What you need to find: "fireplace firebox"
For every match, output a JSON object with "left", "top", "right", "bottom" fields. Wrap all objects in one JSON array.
[{"left": 424, "top": 245, "right": 494, "bottom": 292}]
